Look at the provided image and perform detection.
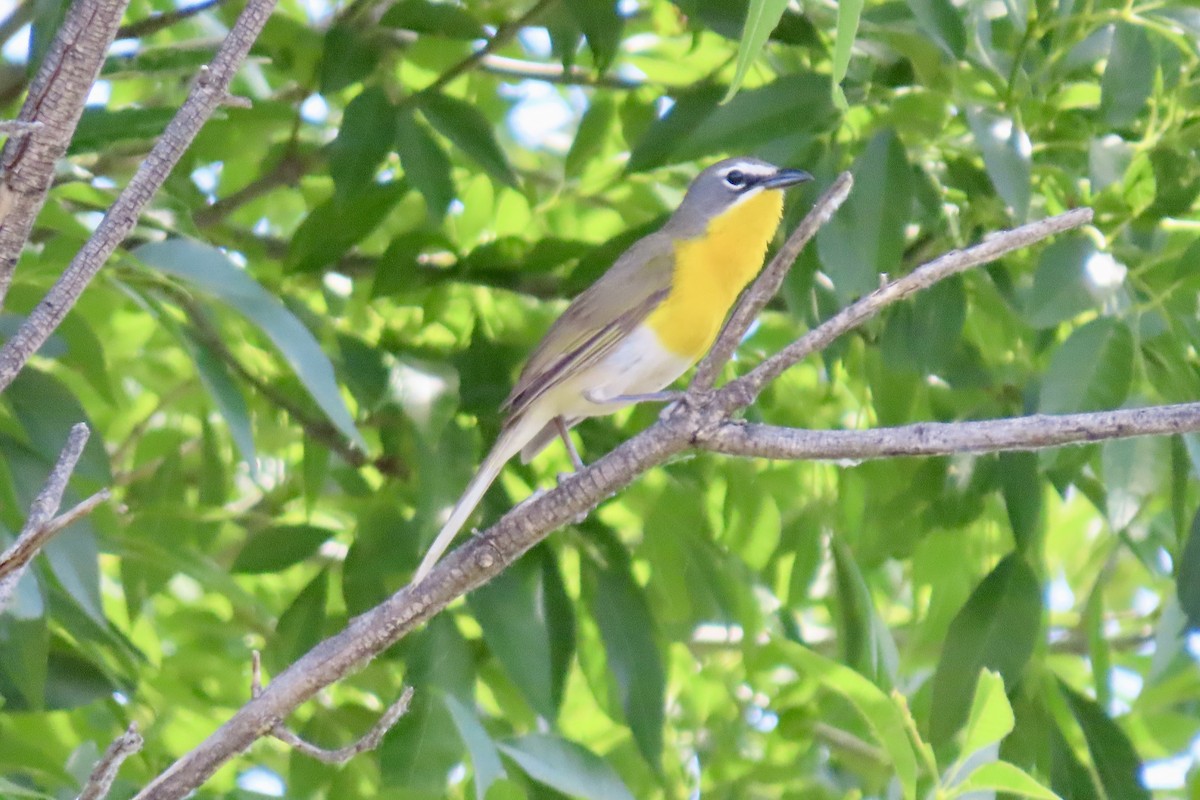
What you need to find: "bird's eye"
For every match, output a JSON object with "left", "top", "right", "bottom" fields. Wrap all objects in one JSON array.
[{"left": 724, "top": 170, "right": 746, "bottom": 189}]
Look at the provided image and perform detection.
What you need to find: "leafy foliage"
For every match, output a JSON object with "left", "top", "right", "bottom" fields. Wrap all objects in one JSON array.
[{"left": 2, "top": 0, "right": 1200, "bottom": 797}]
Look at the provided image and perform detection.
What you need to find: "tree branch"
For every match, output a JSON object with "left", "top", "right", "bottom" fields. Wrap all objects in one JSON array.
[
  {"left": 130, "top": 202, "right": 1110, "bottom": 799},
  {"left": 713, "top": 207, "right": 1095, "bottom": 414},
  {"left": 250, "top": 652, "right": 413, "bottom": 764},
  {"left": 117, "top": 0, "right": 227, "bottom": 40},
  {"left": 0, "top": 0, "right": 133, "bottom": 309},
  {"left": 0, "top": 424, "right": 99, "bottom": 612},
  {"left": 77, "top": 723, "right": 143, "bottom": 800},
  {"left": 697, "top": 404, "right": 1200, "bottom": 460},
  {"left": 0, "top": 0, "right": 278, "bottom": 394}
]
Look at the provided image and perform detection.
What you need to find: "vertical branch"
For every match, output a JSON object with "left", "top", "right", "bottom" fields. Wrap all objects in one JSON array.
[
  {"left": 0, "top": 0, "right": 133, "bottom": 309},
  {"left": 0, "top": 0, "right": 279, "bottom": 393}
]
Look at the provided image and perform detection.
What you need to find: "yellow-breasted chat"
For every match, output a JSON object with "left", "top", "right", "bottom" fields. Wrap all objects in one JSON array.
[{"left": 414, "top": 157, "right": 812, "bottom": 581}]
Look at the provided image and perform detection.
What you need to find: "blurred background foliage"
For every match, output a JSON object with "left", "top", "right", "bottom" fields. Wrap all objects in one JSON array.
[{"left": 2, "top": 0, "right": 1200, "bottom": 797}]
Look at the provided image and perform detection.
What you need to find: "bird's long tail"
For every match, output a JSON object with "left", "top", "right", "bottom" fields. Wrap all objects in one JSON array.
[{"left": 412, "top": 413, "right": 544, "bottom": 583}]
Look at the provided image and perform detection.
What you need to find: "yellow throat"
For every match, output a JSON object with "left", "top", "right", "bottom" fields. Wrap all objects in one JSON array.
[{"left": 646, "top": 188, "right": 786, "bottom": 358}]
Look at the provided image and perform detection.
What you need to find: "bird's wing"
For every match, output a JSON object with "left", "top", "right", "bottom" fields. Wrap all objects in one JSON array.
[{"left": 501, "top": 232, "right": 676, "bottom": 421}]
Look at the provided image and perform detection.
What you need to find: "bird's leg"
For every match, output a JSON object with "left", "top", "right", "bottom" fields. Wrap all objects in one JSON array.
[
  {"left": 583, "top": 389, "right": 685, "bottom": 406},
  {"left": 555, "top": 416, "right": 585, "bottom": 472}
]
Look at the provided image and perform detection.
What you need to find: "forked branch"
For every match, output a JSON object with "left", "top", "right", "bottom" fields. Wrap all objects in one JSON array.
[{"left": 130, "top": 191, "right": 1133, "bottom": 800}]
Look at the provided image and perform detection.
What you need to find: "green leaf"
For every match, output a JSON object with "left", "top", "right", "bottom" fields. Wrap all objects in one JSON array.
[
  {"left": 723, "top": 0, "right": 790, "bottom": 102},
  {"left": 68, "top": 108, "right": 176, "bottom": 154},
  {"left": 419, "top": 94, "right": 518, "bottom": 188},
  {"left": 817, "top": 129, "right": 913, "bottom": 302},
  {"left": 565, "top": 0, "right": 624, "bottom": 71},
  {"left": 1084, "top": 579, "right": 1112, "bottom": 710},
  {"left": 5, "top": 368, "right": 110, "bottom": 483},
  {"left": 381, "top": 690, "right": 464, "bottom": 791},
  {"left": 380, "top": 0, "right": 484, "bottom": 38},
  {"left": 287, "top": 181, "right": 409, "bottom": 274},
  {"left": 1023, "top": 236, "right": 1101, "bottom": 329},
  {"left": 930, "top": 554, "right": 1042, "bottom": 744},
  {"left": 181, "top": 326, "right": 257, "bottom": 469},
  {"left": 565, "top": 97, "right": 617, "bottom": 179},
  {"left": 906, "top": 0, "right": 966, "bottom": 58},
  {"left": 949, "top": 761, "right": 1061, "bottom": 800},
  {"left": 499, "top": 734, "right": 636, "bottom": 800},
  {"left": 232, "top": 524, "right": 334, "bottom": 573},
  {"left": 468, "top": 549, "right": 573, "bottom": 718},
  {"left": 961, "top": 670, "right": 1015, "bottom": 757},
  {"left": 966, "top": 107, "right": 1031, "bottom": 220},
  {"left": 831, "top": 0, "right": 864, "bottom": 109},
  {"left": 264, "top": 569, "right": 328, "bottom": 672},
  {"left": 1059, "top": 681, "right": 1150, "bottom": 800},
  {"left": 0, "top": 776, "right": 53, "bottom": 798},
  {"left": 627, "top": 74, "right": 832, "bottom": 172},
  {"left": 329, "top": 87, "right": 397, "bottom": 199},
  {"left": 584, "top": 527, "right": 665, "bottom": 769},
  {"left": 135, "top": 238, "right": 367, "bottom": 451},
  {"left": 320, "top": 23, "right": 382, "bottom": 93},
  {"left": 1000, "top": 451, "right": 1042, "bottom": 552},
  {"left": 1100, "top": 23, "right": 1156, "bottom": 128},
  {"left": 395, "top": 109, "right": 455, "bottom": 218},
  {"left": 774, "top": 641, "right": 919, "bottom": 800},
  {"left": 445, "top": 694, "right": 508, "bottom": 800},
  {"left": 1103, "top": 436, "right": 1167, "bottom": 531},
  {"left": 831, "top": 539, "right": 898, "bottom": 687},
  {"left": 1176, "top": 506, "right": 1200, "bottom": 630},
  {"left": 1038, "top": 318, "right": 1133, "bottom": 414}
]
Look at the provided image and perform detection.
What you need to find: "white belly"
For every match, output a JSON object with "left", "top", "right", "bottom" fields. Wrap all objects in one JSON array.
[{"left": 555, "top": 325, "right": 691, "bottom": 418}]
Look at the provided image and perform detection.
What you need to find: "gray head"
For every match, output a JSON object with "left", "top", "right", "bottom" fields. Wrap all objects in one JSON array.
[{"left": 666, "top": 156, "right": 812, "bottom": 236}]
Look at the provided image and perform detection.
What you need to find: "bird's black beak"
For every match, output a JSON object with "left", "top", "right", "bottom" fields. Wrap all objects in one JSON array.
[{"left": 761, "top": 168, "right": 813, "bottom": 189}]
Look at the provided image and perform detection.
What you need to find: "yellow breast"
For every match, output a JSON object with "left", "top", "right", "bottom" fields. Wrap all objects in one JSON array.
[{"left": 645, "top": 189, "right": 785, "bottom": 358}]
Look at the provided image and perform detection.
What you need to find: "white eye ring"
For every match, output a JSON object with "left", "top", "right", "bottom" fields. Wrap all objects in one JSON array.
[{"left": 723, "top": 169, "right": 747, "bottom": 189}]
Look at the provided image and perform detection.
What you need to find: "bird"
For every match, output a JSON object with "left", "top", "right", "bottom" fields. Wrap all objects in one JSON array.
[{"left": 413, "top": 157, "right": 812, "bottom": 581}]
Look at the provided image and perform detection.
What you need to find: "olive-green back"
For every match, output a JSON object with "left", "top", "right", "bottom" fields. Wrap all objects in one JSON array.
[{"left": 501, "top": 230, "right": 677, "bottom": 423}]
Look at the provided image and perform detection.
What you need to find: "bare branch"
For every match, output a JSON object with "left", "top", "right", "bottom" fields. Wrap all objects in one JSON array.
[
  {"left": 117, "top": 0, "right": 227, "bottom": 40},
  {"left": 77, "top": 723, "right": 144, "bottom": 800},
  {"left": 697, "top": 403, "right": 1200, "bottom": 461},
  {"left": 0, "top": 119, "right": 43, "bottom": 137},
  {"left": 0, "top": 424, "right": 91, "bottom": 612},
  {"left": 129, "top": 200, "right": 1104, "bottom": 800},
  {"left": 0, "top": 0, "right": 133, "bottom": 309},
  {"left": 479, "top": 54, "right": 644, "bottom": 88},
  {"left": 0, "top": 0, "right": 278, "bottom": 393},
  {"left": 713, "top": 207, "right": 1095, "bottom": 414},
  {"left": 692, "top": 172, "right": 853, "bottom": 391},
  {"left": 252, "top": 651, "right": 413, "bottom": 764}
]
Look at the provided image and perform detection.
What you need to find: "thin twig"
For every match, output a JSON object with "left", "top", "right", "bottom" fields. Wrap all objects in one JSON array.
[
  {"left": 129, "top": 198, "right": 1102, "bottom": 800},
  {"left": 416, "top": 0, "right": 556, "bottom": 98},
  {"left": 0, "top": 0, "right": 133, "bottom": 309},
  {"left": 77, "top": 723, "right": 144, "bottom": 800},
  {"left": 250, "top": 652, "right": 413, "bottom": 764},
  {"left": 117, "top": 0, "right": 227, "bottom": 39},
  {"left": 714, "top": 207, "right": 1095, "bottom": 414},
  {"left": 692, "top": 172, "right": 853, "bottom": 391},
  {"left": 193, "top": 152, "right": 311, "bottom": 228},
  {"left": 0, "top": 424, "right": 90, "bottom": 612},
  {"left": 479, "top": 54, "right": 643, "bottom": 88},
  {"left": 0, "top": 0, "right": 279, "bottom": 393},
  {"left": 697, "top": 403, "right": 1200, "bottom": 460},
  {"left": 0, "top": 119, "right": 42, "bottom": 137}
]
